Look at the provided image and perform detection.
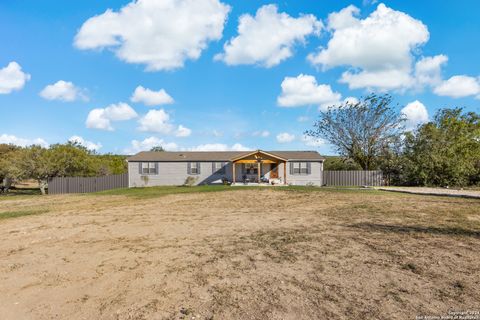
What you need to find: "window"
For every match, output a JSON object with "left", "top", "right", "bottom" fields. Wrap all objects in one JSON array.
[
  {"left": 188, "top": 162, "right": 200, "bottom": 175},
  {"left": 292, "top": 162, "right": 309, "bottom": 175},
  {"left": 244, "top": 163, "right": 258, "bottom": 174},
  {"left": 191, "top": 162, "right": 199, "bottom": 174},
  {"left": 141, "top": 162, "right": 157, "bottom": 175},
  {"left": 212, "top": 162, "right": 225, "bottom": 174}
]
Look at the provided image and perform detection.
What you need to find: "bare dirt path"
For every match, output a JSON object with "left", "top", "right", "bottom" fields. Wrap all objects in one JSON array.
[
  {"left": 378, "top": 186, "right": 480, "bottom": 199},
  {"left": 0, "top": 189, "right": 479, "bottom": 319}
]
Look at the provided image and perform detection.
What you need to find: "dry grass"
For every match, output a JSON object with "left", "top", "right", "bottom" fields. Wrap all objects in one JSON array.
[{"left": 0, "top": 188, "right": 478, "bottom": 319}]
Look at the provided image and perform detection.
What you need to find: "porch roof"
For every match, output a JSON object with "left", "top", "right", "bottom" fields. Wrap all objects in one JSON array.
[{"left": 127, "top": 150, "right": 324, "bottom": 162}]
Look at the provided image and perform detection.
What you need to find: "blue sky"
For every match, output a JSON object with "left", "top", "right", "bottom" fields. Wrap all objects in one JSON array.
[{"left": 1, "top": 0, "right": 479, "bottom": 155}]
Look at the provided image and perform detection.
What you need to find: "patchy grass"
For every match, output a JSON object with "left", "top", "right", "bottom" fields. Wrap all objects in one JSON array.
[
  {"left": 0, "top": 209, "right": 49, "bottom": 220},
  {"left": 0, "top": 188, "right": 479, "bottom": 319},
  {"left": 95, "top": 184, "right": 379, "bottom": 199},
  {"left": 94, "top": 185, "right": 261, "bottom": 198}
]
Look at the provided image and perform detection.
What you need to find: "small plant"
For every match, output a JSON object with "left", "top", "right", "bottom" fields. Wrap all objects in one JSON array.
[
  {"left": 221, "top": 176, "right": 230, "bottom": 185},
  {"left": 184, "top": 176, "right": 198, "bottom": 186},
  {"left": 141, "top": 175, "right": 150, "bottom": 185}
]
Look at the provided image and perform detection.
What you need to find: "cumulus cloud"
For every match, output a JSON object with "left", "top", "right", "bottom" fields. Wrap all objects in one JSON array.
[
  {"left": 175, "top": 125, "right": 192, "bottom": 137},
  {"left": 308, "top": 4, "right": 430, "bottom": 91},
  {"left": 137, "top": 108, "right": 191, "bottom": 137},
  {"left": 74, "top": 0, "right": 230, "bottom": 71},
  {"left": 301, "top": 135, "right": 325, "bottom": 147},
  {"left": 124, "top": 136, "right": 179, "bottom": 154},
  {"left": 86, "top": 103, "right": 138, "bottom": 131},
  {"left": 401, "top": 100, "right": 429, "bottom": 130},
  {"left": 68, "top": 135, "right": 102, "bottom": 151},
  {"left": 276, "top": 132, "right": 295, "bottom": 143},
  {"left": 215, "top": 4, "right": 322, "bottom": 67},
  {"left": 414, "top": 55, "right": 448, "bottom": 87},
  {"left": 40, "top": 80, "right": 88, "bottom": 102},
  {"left": 130, "top": 86, "right": 174, "bottom": 106},
  {"left": 0, "top": 62, "right": 31, "bottom": 94},
  {"left": 433, "top": 75, "right": 480, "bottom": 98},
  {"left": 277, "top": 74, "right": 341, "bottom": 110},
  {"left": 0, "top": 134, "right": 48, "bottom": 148},
  {"left": 252, "top": 130, "right": 270, "bottom": 138}
]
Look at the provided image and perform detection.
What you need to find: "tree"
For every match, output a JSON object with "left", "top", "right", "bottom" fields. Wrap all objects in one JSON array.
[
  {"left": 402, "top": 108, "right": 480, "bottom": 186},
  {"left": 306, "top": 94, "right": 405, "bottom": 170},
  {"left": 150, "top": 146, "right": 165, "bottom": 152}
]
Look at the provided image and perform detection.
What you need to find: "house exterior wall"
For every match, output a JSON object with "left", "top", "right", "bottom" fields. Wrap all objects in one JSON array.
[
  {"left": 128, "top": 160, "right": 323, "bottom": 187},
  {"left": 128, "top": 161, "right": 232, "bottom": 187},
  {"left": 286, "top": 161, "right": 323, "bottom": 186}
]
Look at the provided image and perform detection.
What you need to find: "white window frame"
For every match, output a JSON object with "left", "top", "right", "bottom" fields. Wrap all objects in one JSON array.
[
  {"left": 292, "top": 162, "right": 308, "bottom": 175},
  {"left": 141, "top": 162, "right": 157, "bottom": 175},
  {"left": 190, "top": 162, "right": 199, "bottom": 175}
]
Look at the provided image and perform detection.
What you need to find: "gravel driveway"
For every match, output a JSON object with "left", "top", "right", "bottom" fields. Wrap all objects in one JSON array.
[{"left": 377, "top": 187, "right": 480, "bottom": 199}]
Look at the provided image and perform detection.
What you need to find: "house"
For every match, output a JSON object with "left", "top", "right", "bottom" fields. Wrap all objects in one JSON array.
[{"left": 126, "top": 150, "right": 325, "bottom": 187}]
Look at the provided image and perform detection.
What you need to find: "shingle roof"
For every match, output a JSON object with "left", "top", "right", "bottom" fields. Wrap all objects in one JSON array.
[{"left": 127, "top": 150, "right": 324, "bottom": 162}]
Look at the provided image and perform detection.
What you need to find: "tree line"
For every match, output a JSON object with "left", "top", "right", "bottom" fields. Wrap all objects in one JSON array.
[
  {"left": 0, "top": 142, "right": 127, "bottom": 194},
  {"left": 308, "top": 94, "right": 480, "bottom": 187}
]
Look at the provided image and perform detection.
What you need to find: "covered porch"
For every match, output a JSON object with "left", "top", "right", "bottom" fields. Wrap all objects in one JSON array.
[{"left": 230, "top": 150, "right": 287, "bottom": 185}]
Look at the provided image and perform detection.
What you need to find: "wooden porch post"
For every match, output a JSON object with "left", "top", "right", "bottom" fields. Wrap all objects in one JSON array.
[
  {"left": 257, "top": 161, "right": 261, "bottom": 183},
  {"left": 284, "top": 161, "right": 287, "bottom": 184},
  {"left": 233, "top": 162, "right": 236, "bottom": 184}
]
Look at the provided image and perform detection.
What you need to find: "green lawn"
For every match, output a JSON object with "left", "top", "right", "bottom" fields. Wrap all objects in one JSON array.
[{"left": 95, "top": 185, "right": 380, "bottom": 199}]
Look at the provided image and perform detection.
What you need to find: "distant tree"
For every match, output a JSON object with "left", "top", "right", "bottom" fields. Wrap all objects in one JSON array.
[
  {"left": 323, "top": 156, "right": 362, "bottom": 171},
  {"left": 150, "top": 146, "right": 165, "bottom": 152},
  {"left": 306, "top": 94, "right": 405, "bottom": 170},
  {"left": 403, "top": 108, "right": 480, "bottom": 186}
]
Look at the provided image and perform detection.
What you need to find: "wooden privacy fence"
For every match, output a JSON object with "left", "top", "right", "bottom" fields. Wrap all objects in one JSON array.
[
  {"left": 48, "top": 173, "right": 128, "bottom": 194},
  {"left": 323, "top": 170, "right": 384, "bottom": 186}
]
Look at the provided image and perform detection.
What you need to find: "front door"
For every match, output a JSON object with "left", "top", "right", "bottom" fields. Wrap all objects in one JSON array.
[{"left": 270, "top": 163, "right": 279, "bottom": 179}]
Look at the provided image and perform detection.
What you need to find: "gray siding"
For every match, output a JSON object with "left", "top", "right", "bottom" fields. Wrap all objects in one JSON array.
[
  {"left": 129, "top": 160, "right": 324, "bottom": 187},
  {"left": 129, "top": 161, "right": 232, "bottom": 187},
  {"left": 286, "top": 161, "right": 323, "bottom": 186}
]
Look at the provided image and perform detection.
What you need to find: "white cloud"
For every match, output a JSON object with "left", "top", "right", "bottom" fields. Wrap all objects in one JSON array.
[
  {"left": 433, "top": 75, "right": 480, "bottom": 98},
  {"left": 130, "top": 86, "right": 174, "bottom": 106},
  {"left": 252, "top": 130, "right": 270, "bottom": 137},
  {"left": 414, "top": 55, "right": 448, "bottom": 87},
  {"left": 74, "top": 0, "right": 230, "bottom": 71},
  {"left": 0, "top": 134, "right": 48, "bottom": 148},
  {"left": 344, "top": 96, "right": 359, "bottom": 105},
  {"left": 40, "top": 80, "right": 88, "bottom": 102},
  {"left": 401, "top": 100, "right": 429, "bottom": 130},
  {"left": 187, "top": 143, "right": 250, "bottom": 151},
  {"left": 308, "top": 4, "right": 429, "bottom": 91},
  {"left": 0, "top": 62, "right": 31, "bottom": 94},
  {"left": 86, "top": 102, "right": 138, "bottom": 131},
  {"left": 68, "top": 135, "right": 102, "bottom": 151},
  {"left": 302, "top": 135, "right": 325, "bottom": 147},
  {"left": 124, "top": 136, "right": 178, "bottom": 154},
  {"left": 276, "top": 132, "right": 295, "bottom": 143},
  {"left": 277, "top": 74, "right": 341, "bottom": 110},
  {"left": 137, "top": 108, "right": 191, "bottom": 137},
  {"left": 215, "top": 4, "right": 322, "bottom": 67},
  {"left": 175, "top": 125, "right": 192, "bottom": 137},
  {"left": 138, "top": 109, "right": 174, "bottom": 134}
]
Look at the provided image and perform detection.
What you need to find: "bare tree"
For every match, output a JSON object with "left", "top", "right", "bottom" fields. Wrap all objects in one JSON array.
[{"left": 306, "top": 94, "right": 405, "bottom": 170}]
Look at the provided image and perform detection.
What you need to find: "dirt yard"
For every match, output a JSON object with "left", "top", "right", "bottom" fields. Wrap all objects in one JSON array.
[{"left": 0, "top": 188, "right": 479, "bottom": 320}]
